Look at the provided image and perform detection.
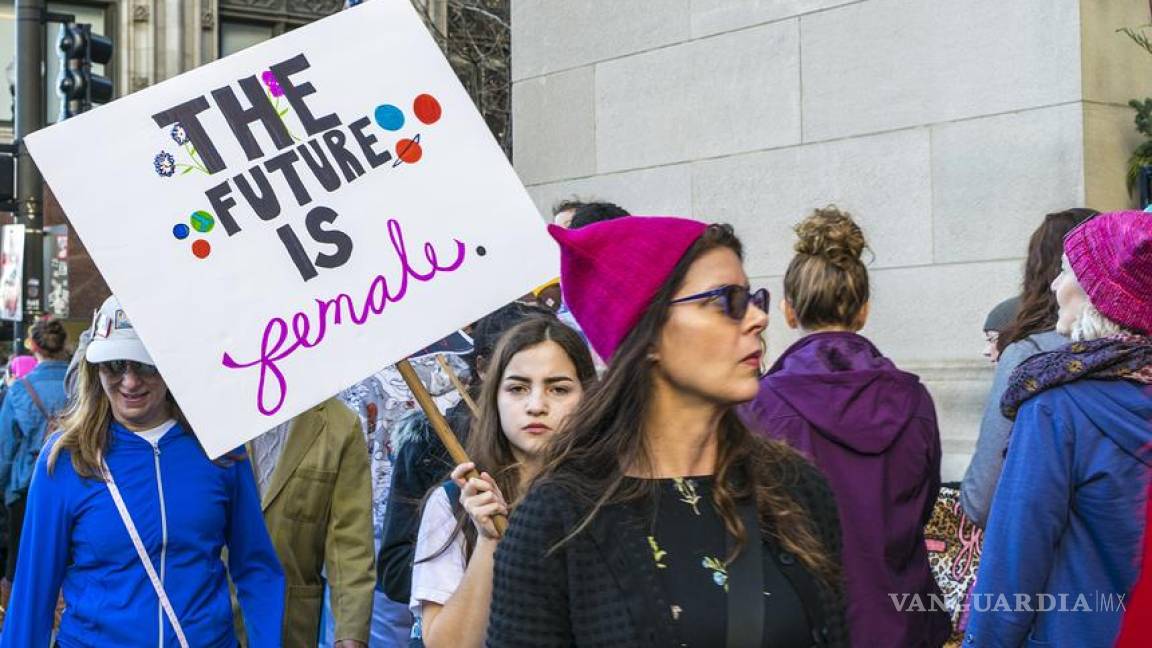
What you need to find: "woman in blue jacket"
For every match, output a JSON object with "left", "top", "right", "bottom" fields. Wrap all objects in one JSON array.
[
  {"left": 0, "top": 296, "right": 285, "bottom": 648},
  {"left": 966, "top": 211, "right": 1152, "bottom": 647},
  {"left": 0, "top": 317, "right": 70, "bottom": 599}
]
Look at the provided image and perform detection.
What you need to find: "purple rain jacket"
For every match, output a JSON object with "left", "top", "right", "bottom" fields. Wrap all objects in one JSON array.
[{"left": 741, "top": 331, "right": 951, "bottom": 648}]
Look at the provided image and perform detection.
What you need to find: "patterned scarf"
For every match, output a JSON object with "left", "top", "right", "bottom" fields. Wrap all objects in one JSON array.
[{"left": 1001, "top": 332, "right": 1152, "bottom": 419}]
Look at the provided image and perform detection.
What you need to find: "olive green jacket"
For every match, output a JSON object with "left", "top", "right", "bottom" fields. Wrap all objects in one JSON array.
[{"left": 246, "top": 398, "right": 375, "bottom": 647}]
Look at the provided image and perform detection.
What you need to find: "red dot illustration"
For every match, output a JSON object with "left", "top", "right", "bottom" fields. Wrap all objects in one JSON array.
[
  {"left": 192, "top": 239, "right": 212, "bottom": 259},
  {"left": 396, "top": 138, "right": 423, "bottom": 164},
  {"left": 413, "top": 94, "right": 441, "bottom": 124}
]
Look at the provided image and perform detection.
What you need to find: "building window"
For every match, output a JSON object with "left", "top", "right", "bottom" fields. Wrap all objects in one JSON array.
[
  {"left": 220, "top": 20, "right": 277, "bottom": 57},
  {"left": 218, "top": 0, "right": 342, "bottom": 59}
]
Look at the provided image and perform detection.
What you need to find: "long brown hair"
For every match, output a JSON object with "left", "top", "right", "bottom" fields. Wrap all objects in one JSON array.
[
  {"left": 425, "top": 316, "right": 597, "bottom": 560},
  {"left": 783, "top": 206, "right": 870, "bottom": 329},
  {"left": 535, "top": 224, "right": 840, "bottom": 586},
  {"left": 997, "top": 208, "right": 1098, "bottom": 351}
]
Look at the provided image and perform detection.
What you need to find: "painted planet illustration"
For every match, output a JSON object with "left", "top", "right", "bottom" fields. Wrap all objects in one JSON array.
[
  {"left": 396, "top": 137, "right": 423, "bottom": 164},
  {"left": 414, "top": 94, "right": 441, "bottom": 125},
  {"left": 192, "top": 239, "right": 211, "bottom": 259},
  {"left": 172, "top": 223, "right": 190, "bottom": 240},
  {"left": 190, "top": 210, "right": 215, "bottom": 233},
  {"left": 374, "top": 104, "right": 405, "bottom": 131}
]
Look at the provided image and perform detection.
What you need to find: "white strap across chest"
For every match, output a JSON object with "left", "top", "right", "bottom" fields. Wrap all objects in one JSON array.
[{"left": 101, "top": 460, "right": 190, "bottom": 648}]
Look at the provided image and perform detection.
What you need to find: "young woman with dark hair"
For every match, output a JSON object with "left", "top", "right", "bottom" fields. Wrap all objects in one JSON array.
[
  {"left": 742, "top": 207, "right": 950, "bottom": 647},
  {"left": 488, "top": 217, "right": 848, "bottom": 647},
  {"left": 960, "top": 207, "right": 1097, "bottom": 527},
  {"left": 410, "top": 317, "right": 595, "bottom": 648}
]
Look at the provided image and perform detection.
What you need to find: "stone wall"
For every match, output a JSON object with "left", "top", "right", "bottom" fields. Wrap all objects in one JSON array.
[{"left": 511, "top": 0, "right": 1152, "bottom": 480}]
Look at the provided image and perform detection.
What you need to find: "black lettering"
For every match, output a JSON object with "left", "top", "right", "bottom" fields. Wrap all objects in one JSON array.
[
  {"left": 277, "top": 224, "right": 318, "bottom": 282},
  {"left": 270, "top": 54, "right": 341, "bottom": 136},
  {"left": 211, "top": 76, "right": 294, "bottom": 162},
  {"left": 322, "top": 130, "right": 365, "bottom": 183},
  {"left": 204, "top": 181, "right": 240, "bottom": 235},
  {"left": 348, "top": 117, "right": 393, "bottom": 168},
  {"left": 264, "top": 149, "right": 312, "bottom": 207},
  {"left": 297, "top": 139, "right": 341, "bottom": 192},
  {"left": 152, "top": 96, "right": 226, "bottom": 174},
  {"left": 306, "top": 206, "right": 354, "bottom": 270},
  {"left": 233, "top": 167, "right": 281, "bottom": 221}
]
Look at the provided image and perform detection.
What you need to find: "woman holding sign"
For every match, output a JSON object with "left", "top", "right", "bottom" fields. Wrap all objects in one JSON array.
[
  {"left": 488, "top": 217, "right": 849, "bottom": 647},
  {"left": 0, "top": 296, "right": 285, "bottom": 648},
  {"left": 410, "top": 316, "right": 595, "bottom": 648}
]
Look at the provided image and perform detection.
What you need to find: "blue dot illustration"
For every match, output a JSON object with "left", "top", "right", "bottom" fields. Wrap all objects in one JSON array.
[
  {"left": 172, "top": 223, "right": 190, "bottom": 240},
  {"left": 374, "top": 104, "right": 405, "bottom": 131}
]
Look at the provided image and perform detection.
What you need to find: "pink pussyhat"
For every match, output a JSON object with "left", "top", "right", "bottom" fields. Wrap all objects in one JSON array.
[
  {"left": 7, "top": 355, "right": 37, "bottom": 380},
  {"left": 548, "top": 216, "right": 708, "bottom": 359},
  {"left": 1064, "top": 210, "right": 1152, "bottom": 334}
]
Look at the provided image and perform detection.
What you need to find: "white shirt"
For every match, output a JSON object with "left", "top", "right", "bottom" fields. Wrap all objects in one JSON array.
[
  {"left": 409, "top": 487, "right": 467, "bottom": 632},
  {"left": 133, "top": 419, "right": 177, "bottom": 446}
]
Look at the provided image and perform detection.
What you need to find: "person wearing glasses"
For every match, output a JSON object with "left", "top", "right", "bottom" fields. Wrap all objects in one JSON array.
[
  {"left": 0, "top": 296, "right": 285, "bottom": 648},
  {"left": 487, "top": 216, "right": 848, "bottom": 647},
  {"left": 741, "top": 207, "right": 950, "bottom": 647}
]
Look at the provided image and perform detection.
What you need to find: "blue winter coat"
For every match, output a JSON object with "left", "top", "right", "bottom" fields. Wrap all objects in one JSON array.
[
  {"left": 0, "top": 422, "right": 286, "bottom": 648},
  {"left": 965, "top": 379, "right": 1151, "bottom": 647},
  {"left": 0, "top": 360, "right": 69, "bottom": 504}
]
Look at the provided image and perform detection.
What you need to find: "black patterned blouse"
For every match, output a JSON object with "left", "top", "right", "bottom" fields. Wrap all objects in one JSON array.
[{"left": 643, "top": 476, "right": 816, "bottom": 646}]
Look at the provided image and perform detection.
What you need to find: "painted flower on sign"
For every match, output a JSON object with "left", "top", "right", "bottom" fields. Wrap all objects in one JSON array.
[
  {"left": 261, "top": 70, "right": 285, "bottom": 98},
  {"left": 170, "top": 124, "right": 189, "bottom": 145},
  {"left": 153, "top": 151, "right": 176, "bottom": 177}
]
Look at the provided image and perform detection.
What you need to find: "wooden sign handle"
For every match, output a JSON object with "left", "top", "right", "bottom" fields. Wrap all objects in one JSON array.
[
  {"left": 435, "top": 353, "right": 480, "bottom": 418},
  {"left": 396, "top": 358, "right": 508, "bottom": 536}
]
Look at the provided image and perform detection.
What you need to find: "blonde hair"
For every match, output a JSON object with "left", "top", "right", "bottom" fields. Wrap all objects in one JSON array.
[
  {"left": 783, "top": 206, "right": 871, "bottom": 329},
  {"left": 48, "top": 361, "right": 183, "bottom": 478}
]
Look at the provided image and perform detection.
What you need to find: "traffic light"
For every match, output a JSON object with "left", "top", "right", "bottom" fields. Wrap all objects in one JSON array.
[{"left": 57, "top": 23, "right": 113, "bottom": 119}]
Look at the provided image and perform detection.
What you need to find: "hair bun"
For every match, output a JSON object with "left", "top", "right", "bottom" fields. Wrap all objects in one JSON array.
[{"left": 793, "top": 206, "right": 867, "bottom": 270}]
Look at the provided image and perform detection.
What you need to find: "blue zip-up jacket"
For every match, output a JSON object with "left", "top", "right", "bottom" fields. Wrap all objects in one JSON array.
[
  {"left": 0, "top": 360, "right": 68, "bottom": 504},
  {"left": 0, "top": 422, "right": 286, "bottom": 648},
  {"left": 965, "top": 379, "right": 1151, "bottom": 647}
]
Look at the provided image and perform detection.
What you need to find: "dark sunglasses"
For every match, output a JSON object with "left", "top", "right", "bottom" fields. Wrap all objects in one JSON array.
[
  {"left": 97, "top": 360, "right": 160, "bottom": 378},
  {"left": 670, "top": 285, "right": 769, "bottom": 320}
]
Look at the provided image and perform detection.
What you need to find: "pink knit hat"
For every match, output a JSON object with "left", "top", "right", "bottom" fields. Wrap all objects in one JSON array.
[
  {"left": 7, "top": 355, "right": 37, "bottom": 380},
  {"left": 548, "top": 216, "right": 708, "bottom": 359},
  {"left": 1064, "top": 210, "right": 1152, "bottom": 334}
]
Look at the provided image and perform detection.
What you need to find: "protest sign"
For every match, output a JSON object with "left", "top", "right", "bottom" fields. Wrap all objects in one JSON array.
[
  {"left": 0, "top": 225, "right": 24, "bottom": 322},
  {"left": 25, "top": 0, "right": 556, "bottom": 457}
]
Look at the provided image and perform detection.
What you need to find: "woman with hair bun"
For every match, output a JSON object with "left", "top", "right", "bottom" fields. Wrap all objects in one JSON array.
[
  {"left": 742, "top": 207, "right": 951, "bottom": 647},
  {"left": 0, "top": 316, "right": 71, "bottom": 609}
]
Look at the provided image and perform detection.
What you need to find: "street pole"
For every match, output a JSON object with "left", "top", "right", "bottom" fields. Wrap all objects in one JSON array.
[{"left": 14, "top": 0, "right": 46, "bottom": 354}]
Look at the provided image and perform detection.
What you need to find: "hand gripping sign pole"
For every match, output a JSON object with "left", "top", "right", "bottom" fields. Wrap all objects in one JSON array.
[{"left": 395, "top": 357, "right": 508, "bottom": 535}]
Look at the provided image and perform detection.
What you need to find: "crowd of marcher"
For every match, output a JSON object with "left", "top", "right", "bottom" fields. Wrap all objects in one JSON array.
[{"left": 0, "top": 200, "right": 1145, "bottom": 647}]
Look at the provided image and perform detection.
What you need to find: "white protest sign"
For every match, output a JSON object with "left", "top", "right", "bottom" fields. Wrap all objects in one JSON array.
[{"left": 26, "top": 0, "right": 556, "bottom": 457}]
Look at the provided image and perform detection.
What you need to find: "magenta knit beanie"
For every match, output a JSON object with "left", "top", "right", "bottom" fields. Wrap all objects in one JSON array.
[
  {"left": 1063, "top": 210, "right": 1152, "bottom": 334},
  {"left": 548, "top": 216, "right": 708, "bottom": 359},
  {"left": 8, "top": 355, "right": 37, "bottom": 380}
]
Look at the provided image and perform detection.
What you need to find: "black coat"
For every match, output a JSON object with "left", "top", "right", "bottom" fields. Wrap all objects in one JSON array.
[{"left": 487, "top": 456, "right": 850, "bottom": 647}]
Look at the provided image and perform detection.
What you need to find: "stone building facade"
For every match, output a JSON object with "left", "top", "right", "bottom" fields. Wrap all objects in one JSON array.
[
  {"left": 0, "top": 0, "right": 344, "bottom": 323},
  {"left": 510, "top": 0, "right": 1152, "bottom": 478}
]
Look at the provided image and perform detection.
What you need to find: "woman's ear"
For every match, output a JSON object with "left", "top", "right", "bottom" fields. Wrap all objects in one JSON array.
[
  {"left": 853, "top": 302, "right": 871, "bottom": 331},
  {"left": 781, "top": 299, "right": 799, "bottom": 330}
]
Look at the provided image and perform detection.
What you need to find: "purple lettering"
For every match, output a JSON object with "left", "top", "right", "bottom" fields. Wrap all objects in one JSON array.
[{"left": 221, "top": 219, "right": 469, "bottom": 417}]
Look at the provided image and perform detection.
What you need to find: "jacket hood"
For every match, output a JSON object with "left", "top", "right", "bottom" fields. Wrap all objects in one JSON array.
[
  {"left": 1063, "top": 380, "right": 1152, "bottom": 467},
  {"left": 759, "top": 332, "right": 929, "bottom": 455}
]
